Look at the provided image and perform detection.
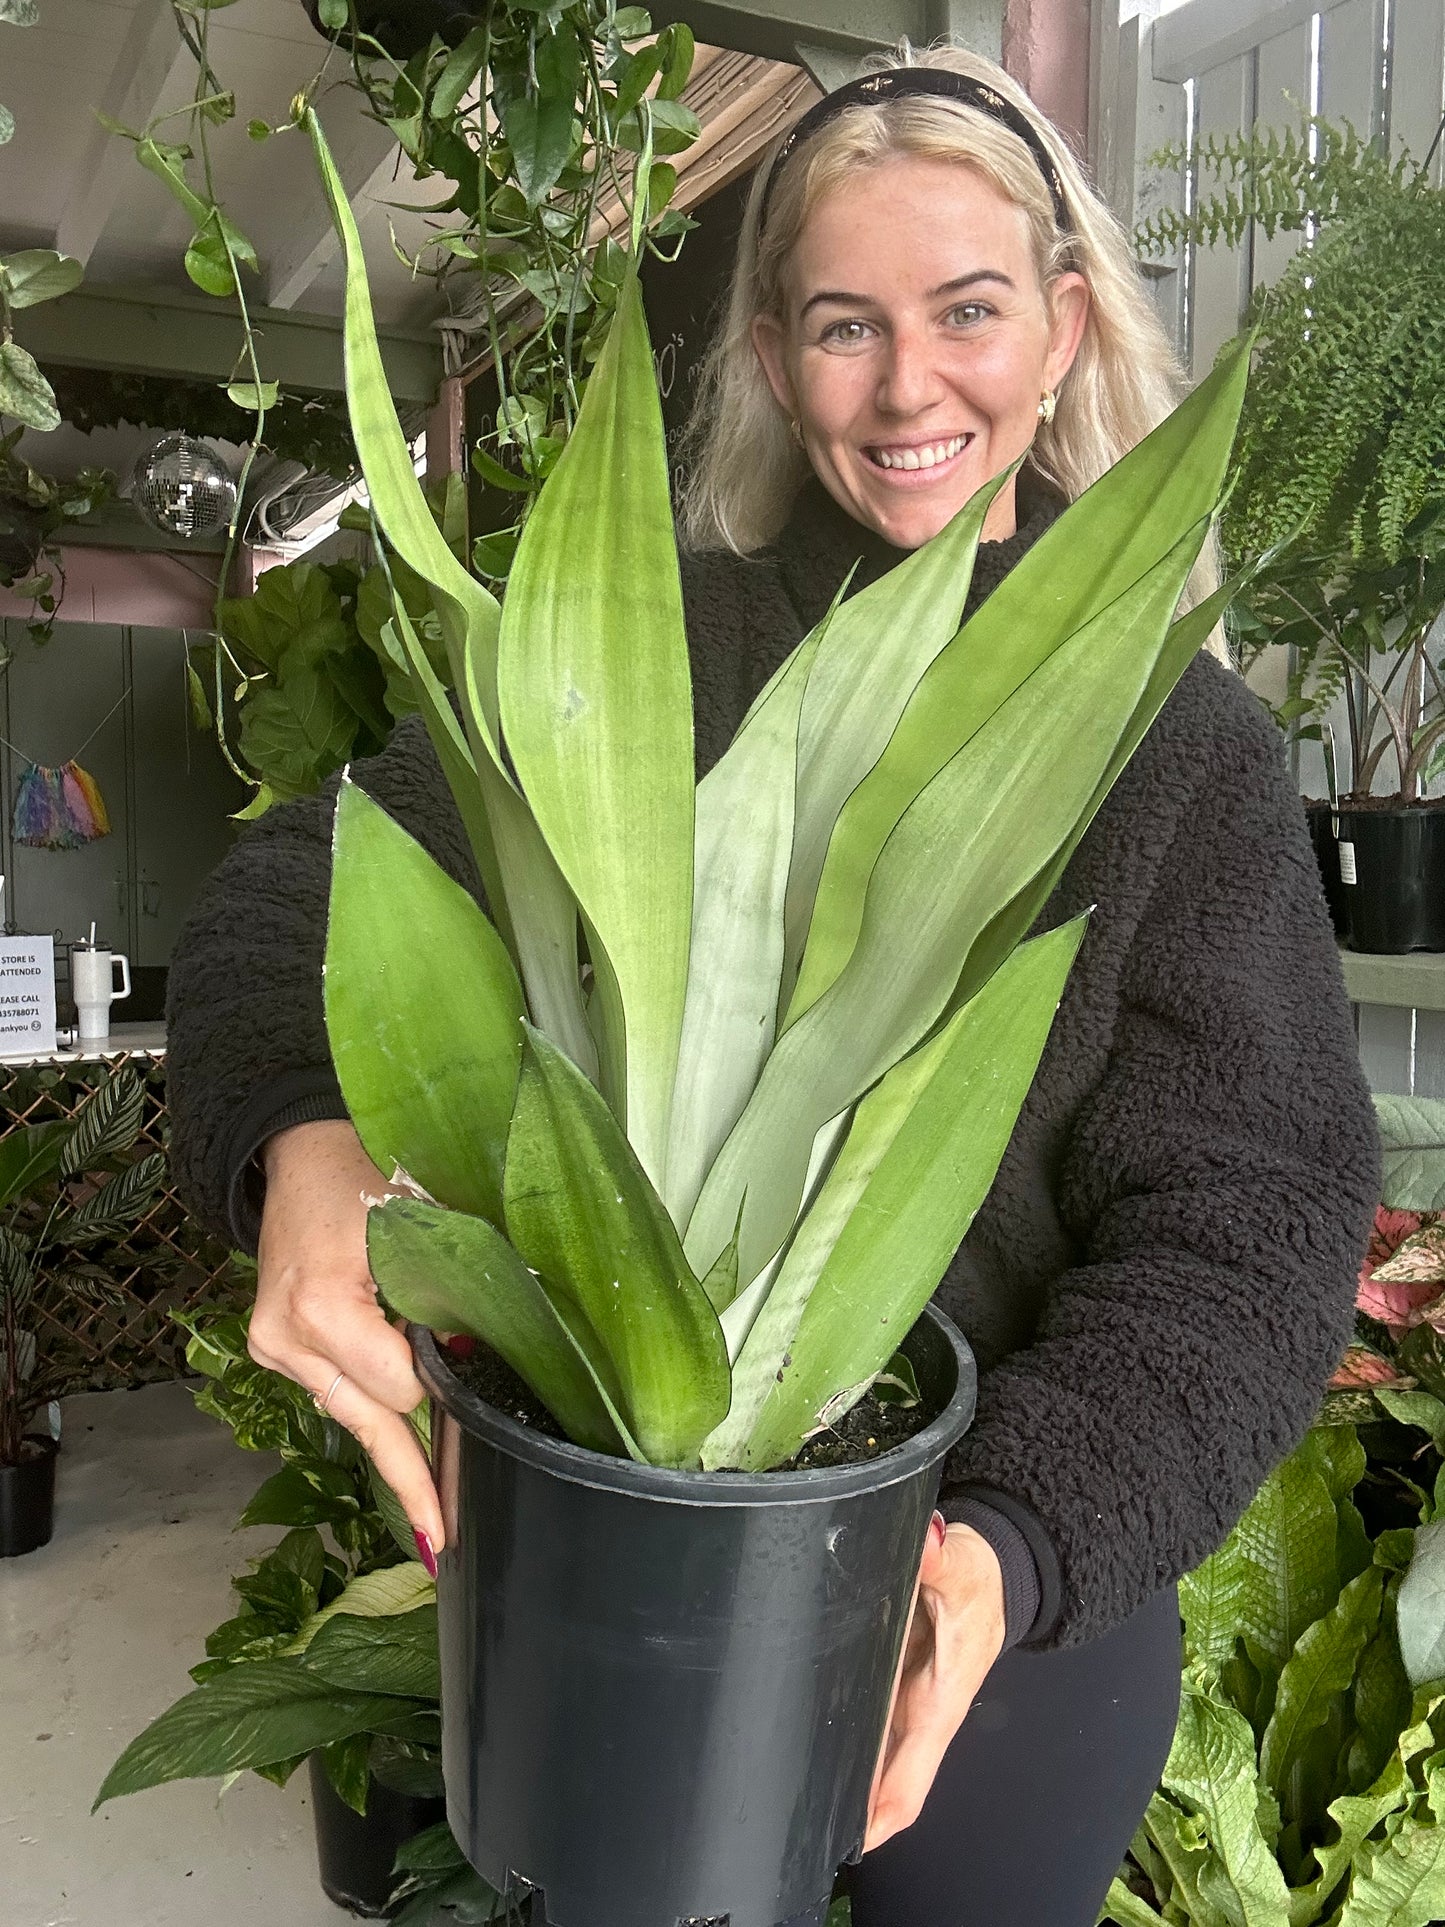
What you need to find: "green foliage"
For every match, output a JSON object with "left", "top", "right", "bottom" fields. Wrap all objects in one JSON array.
[
  {"left": 0, "top": 1068, "right": 163, "bottom": 1464},
  {"left": 318, "top": 107, "right": 1248, "bottom": 1474},
  {"left": 1139, "top": 119, "right": 1445, "bottom": 798},
  {"left": 1101, "top": 1410, "right": 1445, "bottom": 1926}
]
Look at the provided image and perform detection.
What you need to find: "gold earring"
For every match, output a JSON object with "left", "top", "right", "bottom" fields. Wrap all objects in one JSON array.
[
  {"left": 789, "top": 416, "right": 805, "bottom": 448},
  {"left": 1037, "top": 390, "right": 1056, "bottom": 426}
]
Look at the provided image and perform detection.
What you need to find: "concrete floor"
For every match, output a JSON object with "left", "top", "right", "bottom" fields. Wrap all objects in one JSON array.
[{"left": 2, "top": 1380, "right": 354, "bottom": 1927}]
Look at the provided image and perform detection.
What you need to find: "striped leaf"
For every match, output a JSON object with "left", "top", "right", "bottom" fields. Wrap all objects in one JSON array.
[
  {"left": 498, "top": 269, "right": 694, "bottom": 1187},
  {"left": 61, "top": 1068, "right": 144, "bottom": 1174},
  {"left": 324, "top": 779, "right": 524, "bottom": 1223}
]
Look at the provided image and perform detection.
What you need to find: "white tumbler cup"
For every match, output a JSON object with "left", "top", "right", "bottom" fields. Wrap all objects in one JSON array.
[{"left": 70, "top": 943, "right": 131, "bottom": 1044}]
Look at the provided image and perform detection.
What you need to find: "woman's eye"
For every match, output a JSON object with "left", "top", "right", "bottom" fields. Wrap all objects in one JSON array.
[
  {"left": 945, "top": 302, "right": 991, "bottom": 327},
  {"left": 820, "top": 319, "right": 873, "bottom": 346}
]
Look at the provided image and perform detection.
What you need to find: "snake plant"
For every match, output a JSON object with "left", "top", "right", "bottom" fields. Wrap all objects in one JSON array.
[{"left": 307, "top": 107, "right": 1247, "bottom": 1474}]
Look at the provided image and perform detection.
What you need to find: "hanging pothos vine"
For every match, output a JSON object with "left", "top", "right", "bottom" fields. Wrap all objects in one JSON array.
[{"left": 97, "top": 0, "right": 700, "bottom": 807}]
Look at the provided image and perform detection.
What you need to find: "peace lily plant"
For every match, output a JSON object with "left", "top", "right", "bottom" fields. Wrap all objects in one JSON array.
[{"left": 308, "top": 109, "right": 1247, "bottom": 1475}]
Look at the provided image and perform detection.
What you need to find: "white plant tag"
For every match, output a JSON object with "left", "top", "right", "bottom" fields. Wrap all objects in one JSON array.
[{"left": 1338, "top": 840, "right": 1357, "bottom": 886}]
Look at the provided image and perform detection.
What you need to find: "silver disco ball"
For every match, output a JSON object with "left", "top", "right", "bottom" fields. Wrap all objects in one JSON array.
[{"left": 130, "top": 433, "right": 238, "bottom": 539}]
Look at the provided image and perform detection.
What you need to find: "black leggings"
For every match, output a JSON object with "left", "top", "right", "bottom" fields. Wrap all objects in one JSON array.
[{"left": 843, "top": 1585, "right": 1182, "bottom": 1927}]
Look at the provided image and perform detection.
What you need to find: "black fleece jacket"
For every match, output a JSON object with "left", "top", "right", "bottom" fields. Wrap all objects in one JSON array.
[{"left": 165, "top": 479, "right": 1379, "bottom": 1652}]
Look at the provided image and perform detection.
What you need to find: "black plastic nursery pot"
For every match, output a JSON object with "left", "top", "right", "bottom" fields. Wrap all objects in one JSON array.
[
  {"left": 1336, "top": 800, "right": 1445, "bottom": 954},
  {"left": 414, "top": 1306, "right": 977, "bottom": 1927},
  {"left": 308, "top": 1754, "right": 448, "bottom": 1918},
  {"left": 0, "top": 1435, "right": 58, "bottom": 1559},
  {"left": 1303, "top": 801, "right": 1349, "bottom": 939},
  {"left": 302, "top": 0, "right": 477, "bottom": 56}
]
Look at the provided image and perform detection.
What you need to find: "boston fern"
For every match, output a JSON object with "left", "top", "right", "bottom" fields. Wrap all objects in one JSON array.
[
  {"left": 1139, "top": 119, "right": 1445, "bottom": 799},
  {"left": 307, "top": 105, "right": 1246, "bottom": 1474}
]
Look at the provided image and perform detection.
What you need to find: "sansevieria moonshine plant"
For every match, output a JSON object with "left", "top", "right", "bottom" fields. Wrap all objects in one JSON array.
[{"left": 306, "top": 107, "right": 1247, "bottom": 1476}]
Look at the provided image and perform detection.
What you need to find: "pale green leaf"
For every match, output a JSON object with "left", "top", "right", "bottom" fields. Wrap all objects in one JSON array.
[
  {"left": 1103, "top": 1878, "right": 1167, "bottom": 1926},
  {"left": 791, "top": 339, "right": 1249, "bottom": 1021},
  {"left": 1335, "top": 1774, "right": 1445, "bottom": 1927},
  {"left": 707, "top": 918, "right": 1085, "bottom": 1470},
  {"left": 1164, "top": 1681, "right": 1293, "bottom": 1925},
  {"left": 503, "top": 1027, "right": 728, "bottom": 1467},
  {"left": 0, "top": 1119, "right": 69, "bottom": 1210},
  {"left": 1183, "top": 1534, "right": 1250, "bottom": 1675},
  {"left": 287, "top": 1562, "right": 434, "bottom": 1652},
  {"left": 1374, "top": 1095, "right": 1445, "bottom": 1212},
  {"left": 1397, "top": 1520, "right": 1445, "bottom": 1689},
  {"left": 325, "top": 781, "right": 524, "bottom": 1222},
  {"left": 0, "top": 248, "right": 83, "bottom": 309},
  {"left": 686, "top": 522, "right": 1212, "bottom": 1285},
  {"left": 227, "top": 379, "right": 278, "bottom": 411},
  {"left": 1287, "top": 1743, "right": 1418, "bottom": 1927},
  {"left": 498, "top": 267, "right": 693, "bottom": 1187},
  {"left": 0, "top": 341, "right": 60, "bottom": 431},
  {"left": 1230, "top": 1453, "right": 1343, "bottom": 1683},
  {"left": 1261, "top": 1566, "right": 1383, "bottom": 1793},
  {"left": 308, "top": 108, "right": 594, "bottom": 1082},
  {"left": 367, "top": 1197, "right": 627, "bottom": 1457}
]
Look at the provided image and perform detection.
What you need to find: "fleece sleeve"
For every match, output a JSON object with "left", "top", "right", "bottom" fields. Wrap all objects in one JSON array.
[
  {"left": 164, "top": 717, "right": 473, "bottom": 1253},
  {"left": 937, "top": 677, "right": 1380, "bottom": 1650}
]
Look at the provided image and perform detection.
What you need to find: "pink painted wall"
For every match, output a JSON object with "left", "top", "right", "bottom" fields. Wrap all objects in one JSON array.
[
  {"left": 1003, "top": 0, "right": 1092, "bottom": 159},
  {"left": 0, "top": 545, "right": 225, "bottom": 630}
]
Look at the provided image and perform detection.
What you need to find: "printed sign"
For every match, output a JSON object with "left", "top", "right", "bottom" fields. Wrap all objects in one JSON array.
[{"left": 0, "top": 936, "right": 57, "bottom": 1057}]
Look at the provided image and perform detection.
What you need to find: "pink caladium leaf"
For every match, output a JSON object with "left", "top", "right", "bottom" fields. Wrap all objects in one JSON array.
[
  {"left": 1370, "top": 1223, "right": 1445, "bottom": 1287},
  {"left": 1356, "top": 1273, "right": 1445, "bottom": 1334},
  {"left": 1330, "top": 1344, "right": 1415, "bottom": 1389}
]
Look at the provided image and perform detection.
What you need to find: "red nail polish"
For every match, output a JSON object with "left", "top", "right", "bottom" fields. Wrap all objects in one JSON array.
[{"left": 414, "top": 1528, "right": 439, "bottom": 1579}]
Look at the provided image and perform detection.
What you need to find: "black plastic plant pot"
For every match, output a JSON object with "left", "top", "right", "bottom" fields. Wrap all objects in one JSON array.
[
  {"left": 308, "top": 1754, "right": 447, "bottom": 1918},
  {"left": 414, "top": 1305, "right": 977, "bottom": 1927},
  {"left": 1337, "top": 800, "right": 1445, "bottom": 954},
  {"left": 0, "top": 1435, "right": 58, "bottom": 1559},
  {"left": 1303, "top": 801, "right": 1349, "bottom": 939}
]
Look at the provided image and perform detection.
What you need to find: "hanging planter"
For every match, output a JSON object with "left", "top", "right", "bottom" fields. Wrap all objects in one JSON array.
[
  {"left": 1336, "top": 799, "right": 1445, "bottom": 954},
  {"left": 416, "top": 1311, "right": 974, "bottom": 1927},
  {"left": 0, "top": 1433, "right": 57, "bottom": 1559}
]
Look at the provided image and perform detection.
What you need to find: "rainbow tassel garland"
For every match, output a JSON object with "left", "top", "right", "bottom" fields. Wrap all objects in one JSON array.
[{"left": 13, "top": 760, "right": 112, "bottom": 849}]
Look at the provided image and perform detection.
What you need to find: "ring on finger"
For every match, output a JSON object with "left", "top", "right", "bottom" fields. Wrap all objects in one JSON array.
[{"left": 313, "top": 1371, "right": 345, "bottom": 1416}]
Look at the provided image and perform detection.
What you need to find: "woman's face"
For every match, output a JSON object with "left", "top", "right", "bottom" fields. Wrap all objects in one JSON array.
[{"left": 751, "top": 154, "right": 1090, "bottom": 549}]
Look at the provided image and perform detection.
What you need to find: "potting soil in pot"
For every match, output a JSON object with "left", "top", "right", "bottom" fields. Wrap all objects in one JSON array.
[{"left": 448, "top": 1339, "right": 935, "bottom": 1470}]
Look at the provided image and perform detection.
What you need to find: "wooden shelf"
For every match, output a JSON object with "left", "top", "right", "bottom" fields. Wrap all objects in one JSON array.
[{"left": 1340, "top": 949, "right": 1445, "bottom": 1012}]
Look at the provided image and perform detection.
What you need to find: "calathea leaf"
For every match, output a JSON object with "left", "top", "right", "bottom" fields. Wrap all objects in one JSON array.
[
  {"left": 504, "top": 1026, "right": 728, "bottom": 1467},
  {"left": 60, "top": 1068, "right": 144, "bottom": 1174},
  {"left": 325, "top": 780, "right": 524, "bottom": 1224},
  {"left": 366, "top": 1197, "right": 630, "bottom": 1457},
  {"left": 57, "top": 1153, "right": 166, "bottom": 1238}
]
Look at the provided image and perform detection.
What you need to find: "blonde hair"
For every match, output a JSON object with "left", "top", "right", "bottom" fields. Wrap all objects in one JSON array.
[{"left": 679, "top": 43, "right": 1226, "bottom": 651}]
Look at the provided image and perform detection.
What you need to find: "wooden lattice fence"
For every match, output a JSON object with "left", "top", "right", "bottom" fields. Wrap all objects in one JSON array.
[{"left": 1, "top": 1051, "right": 249, "bottom": 1394}]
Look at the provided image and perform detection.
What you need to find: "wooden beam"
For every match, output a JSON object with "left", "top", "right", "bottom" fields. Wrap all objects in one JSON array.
[
  {"left": 54, "top": 0, "right": 193, "bottom": 268},
  {"left": 265, "top": 117, "right": 404, "bottom": 311},
  {"left": 1153, "top": 0, "right": 1355, "bottom": 86}
]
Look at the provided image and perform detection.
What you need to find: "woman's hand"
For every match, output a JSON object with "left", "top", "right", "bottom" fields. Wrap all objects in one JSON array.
[
  {"left": 249, "top": 1118, "right": 444, "bottom": 1572},
  {"left": 864, "top": 1517, "right": 1007, "bottom": 1852}
]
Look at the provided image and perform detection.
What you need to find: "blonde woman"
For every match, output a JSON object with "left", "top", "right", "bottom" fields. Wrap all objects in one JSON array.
[{"left": 166, "top": 44, "right": 1377, "bottom": 1927}]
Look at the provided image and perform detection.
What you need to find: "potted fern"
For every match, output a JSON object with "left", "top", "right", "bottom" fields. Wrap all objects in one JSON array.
[
  {"left": 303, "top": 98, "right": 1247, "bottom": 1927},
  {"left": 0, "top": 1068, "right": 164, "bottom": 1557},
  {"left": 1143, "top": 120, "right": 1445, "bottom": 952}
]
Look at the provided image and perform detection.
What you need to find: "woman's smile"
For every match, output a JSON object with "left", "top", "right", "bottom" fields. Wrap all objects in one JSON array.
[{"left": 863, "top": 431, "right": 974, "bottom": 481}]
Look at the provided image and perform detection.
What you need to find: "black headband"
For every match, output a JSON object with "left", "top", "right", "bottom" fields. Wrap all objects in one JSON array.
[{"left": 758, "top": 69, "right": 1071, "bottom": 234}]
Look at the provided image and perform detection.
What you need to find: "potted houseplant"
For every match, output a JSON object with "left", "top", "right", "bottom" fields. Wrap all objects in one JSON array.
[
  {"left": 0, "top": 1067, "right": 165, "bottom": 1557},
  {"left": 97, "top": 1306, "right": 495, "bottom": 1920},
  {"left": 300, "top": 97, "right": 1249, "bottom": 1927},
  {"left": 1102, "top": 1090, "right": 1445, "bottom": 1925},
  {"left": 1142, "top": 120, "right": 1445, "bottom": 952}
]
